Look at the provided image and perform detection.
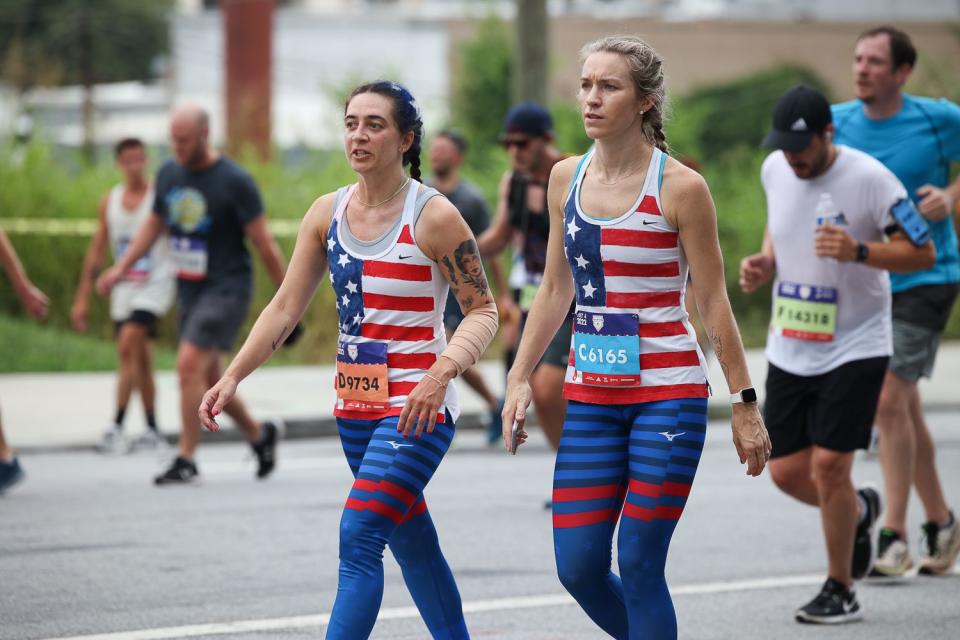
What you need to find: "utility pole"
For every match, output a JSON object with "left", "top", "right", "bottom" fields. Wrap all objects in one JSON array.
[
  {"left": 514, "top": 0, "right": 548, "bottom": 105},
  {"left": 223, "top": 0, "right": 274, "bottom": 161}
]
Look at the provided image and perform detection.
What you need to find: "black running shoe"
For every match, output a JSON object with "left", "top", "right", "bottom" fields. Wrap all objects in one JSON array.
[
  {"left": 154, "top": 457, "right": 198, "bottom": 486},
  {"left": 852, "top": 485, "right": 882, "bottom": 579},
  {"left": 795, "top": 578, "right": 862, "bottom": 624},
  {"left": 252, "top": 421, "right": 278, "bottom": 479}
]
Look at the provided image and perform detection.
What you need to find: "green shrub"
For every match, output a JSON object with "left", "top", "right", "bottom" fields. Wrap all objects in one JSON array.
[{"left": 668, "top": 65, "right": 830, "bottom": 162}]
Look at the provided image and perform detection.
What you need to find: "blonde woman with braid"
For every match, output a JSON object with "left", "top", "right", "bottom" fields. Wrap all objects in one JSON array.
[{"left": 502, "top": 36, "right": 770, "bottom": 638}]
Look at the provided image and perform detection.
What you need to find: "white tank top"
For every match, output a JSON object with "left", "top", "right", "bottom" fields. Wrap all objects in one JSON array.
[{"left": 106, "top": 184, "right": 170, "bottom": 283}]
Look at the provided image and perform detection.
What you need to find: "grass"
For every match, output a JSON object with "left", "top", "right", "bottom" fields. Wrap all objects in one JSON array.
[{"left": 0, "top": 313, "right": 176, "bottom": 373}]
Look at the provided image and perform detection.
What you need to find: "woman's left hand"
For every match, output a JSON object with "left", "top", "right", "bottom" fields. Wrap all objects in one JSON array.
[
  {"left": 398, "top": 370, "right": 450, "bottom": 438},
  {"left": 731, "top": 403, "right": 771, "bottom": 477}
]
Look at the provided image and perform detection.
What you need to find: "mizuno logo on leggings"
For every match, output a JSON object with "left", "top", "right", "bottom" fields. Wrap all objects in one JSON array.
[
  {"left": 387, "top": 440, "right": 414, "bottom": 449},
  {"left": 658, "top": 431, "right": 686, "bottom": 442}
]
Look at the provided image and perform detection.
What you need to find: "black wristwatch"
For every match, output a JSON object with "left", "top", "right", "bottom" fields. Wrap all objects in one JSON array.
[
  {"left": 855, "top": 242, "right": 869, "bottom": 263},
  {"left": 730, "top": 387, "right": 758, "bottom": 405}
]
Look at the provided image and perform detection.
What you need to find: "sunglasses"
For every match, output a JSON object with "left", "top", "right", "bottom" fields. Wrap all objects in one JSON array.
[{"left": 501, "top": 138, "right": 531, "bottom": 150}]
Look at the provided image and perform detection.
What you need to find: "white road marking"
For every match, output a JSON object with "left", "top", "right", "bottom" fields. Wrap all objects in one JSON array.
[{"left": 42, "top": 572, "right": 827, "bottom": 640}]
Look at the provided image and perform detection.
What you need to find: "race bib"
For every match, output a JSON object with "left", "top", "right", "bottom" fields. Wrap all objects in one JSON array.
[
  {"left": 573, "top": 311, "right": 642, "bottom": 387},
  {"left": 772, "top": 281, "right": 838, "bottom": 342},
  {"left": 169, "top": 236, "right": 208, "bottom": 281},
  {"left": 335, "top": 341, "right": 390, "bottom": 412},
  {"left": 116, "top": 238, "right": 152, "bottom": 282}
]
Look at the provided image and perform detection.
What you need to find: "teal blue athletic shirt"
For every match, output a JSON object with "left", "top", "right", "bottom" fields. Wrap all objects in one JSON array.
[{"left": 832, "top": 95, "right": 960, "bottom": 292}]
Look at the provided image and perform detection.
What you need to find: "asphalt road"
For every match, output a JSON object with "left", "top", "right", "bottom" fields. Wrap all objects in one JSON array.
[{"left": 2, "top": 413, "right": 958, "bottom": 640}]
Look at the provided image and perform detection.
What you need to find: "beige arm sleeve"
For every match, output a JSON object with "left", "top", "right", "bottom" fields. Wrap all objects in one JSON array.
[{"left": 440, "top": 301, "right": 499, "bottom": 376}]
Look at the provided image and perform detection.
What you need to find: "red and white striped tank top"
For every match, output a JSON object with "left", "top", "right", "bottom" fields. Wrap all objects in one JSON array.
[
  {"left": 326, "top": 181, "right": 459, "bottom": 422},
  {"left": 562, "top": 147, "right": 709, "bottom": 404}
]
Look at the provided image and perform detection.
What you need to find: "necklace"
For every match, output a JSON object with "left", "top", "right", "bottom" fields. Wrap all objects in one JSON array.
[
  {"left": 593, "top": 161, "right": 647, "bottom": 186},
  {"left": 355, "top": 177, "right": 410, "bottom": 208}
]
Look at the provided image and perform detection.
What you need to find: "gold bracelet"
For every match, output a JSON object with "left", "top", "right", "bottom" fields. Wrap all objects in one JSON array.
[{"left": 423, "top": 373, "right": 448, "bottom": 389}]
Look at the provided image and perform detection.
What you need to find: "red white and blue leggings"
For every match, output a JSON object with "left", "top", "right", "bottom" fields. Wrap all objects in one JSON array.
[
  {"left": 553, "top": 398, "right": 708, "bottom": 640},
  {"left": 328, "top": 413, "right": 468, "bottom": 639}
]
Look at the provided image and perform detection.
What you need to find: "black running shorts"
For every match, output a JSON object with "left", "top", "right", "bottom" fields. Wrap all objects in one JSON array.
[
  {"left": 764, "top": 356, "right": 889, "bottom": 459},
  {"left": 113, "top": 309, "right": 159, "bottom": 338}
]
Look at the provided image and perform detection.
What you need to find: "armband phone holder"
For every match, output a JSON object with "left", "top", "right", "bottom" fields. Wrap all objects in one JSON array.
[{"left": 891, "top": 198, "right": 930, "bottom": 247}]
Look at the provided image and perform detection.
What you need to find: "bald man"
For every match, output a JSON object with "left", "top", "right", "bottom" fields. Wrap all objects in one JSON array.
[{"left": 98, "top": 104, "right": 290, "bottom": 485}]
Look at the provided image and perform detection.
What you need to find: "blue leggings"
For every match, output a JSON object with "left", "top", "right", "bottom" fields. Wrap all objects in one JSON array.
[
  {"left": 552, "top": 398, "right": 707, "bottom": 640},
  {"left": 328, "top": 414, "right": 469, "bottom": 640}
]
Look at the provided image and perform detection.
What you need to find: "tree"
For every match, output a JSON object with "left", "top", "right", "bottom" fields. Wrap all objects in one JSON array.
[
  {"left": 514, "top": 0, "right": 547, "bottom": 104},
  {"left": 0, "top": 0, "right": 173, "bottom": 159}
]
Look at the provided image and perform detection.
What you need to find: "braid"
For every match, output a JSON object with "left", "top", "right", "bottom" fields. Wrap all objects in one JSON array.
[
  {"left": 643, "top": 107, "right": 669, "bottom": 154},
  {"left": 407, "top": 137, "right": 422, "bottom": 181}
]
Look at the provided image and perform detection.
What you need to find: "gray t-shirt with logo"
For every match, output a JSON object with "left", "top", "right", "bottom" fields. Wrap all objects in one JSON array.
[{"left": 153, "top": 157, "right": 263, "bottom": 301}]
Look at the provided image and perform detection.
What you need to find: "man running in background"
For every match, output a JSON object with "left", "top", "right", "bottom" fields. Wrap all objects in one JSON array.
[
  {"left": 72, "top": 137, "right": 175, "bottom": 454},
  {"left": 478, "top": 102, "right": 568, "bottom": 452},
  {"left": 427, "top": 129, "right": 506, "bottom": 441},
  {"left": 833, "top": 25, "right": 960, "bottom": 577},
  {"left": 0, "top": 226, "right": 49, "bottom": 493},
  {"left": 743, "top": 85, "right": 935, "bottom": 623},
  {"left": 98, "top": 104, "right": 293, "bottom": 485}
]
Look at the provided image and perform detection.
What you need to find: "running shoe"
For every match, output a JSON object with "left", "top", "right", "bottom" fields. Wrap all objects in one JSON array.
[
  {"left": 251, "top": 421, "right": 278, "bottom": 479},
  {"left": 852, "top": 485, "right": 882, "bottom": 579},
  {"left": 918, "top": 512, "right": 960, "bottom": 576},
  {"left": 133, "top": 429, "right": 168, "bottom": 451},
  {"left": 795, "top": 578, "right": 862, "bottom": 624},
  {"left": 154, "top": 456, "right": 199, "bottom": 485},
  {"left": 0, "top": 456, "right": 25, "bottom": 494},
  {"left": 870, "top": 528, "right": 913, "bottom": 577},
  {"left": 97, "top": 424, "right": 131, "bottom": 455}
]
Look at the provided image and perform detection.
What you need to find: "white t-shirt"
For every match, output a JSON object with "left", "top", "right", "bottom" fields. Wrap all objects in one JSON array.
[{"left": 761, "top": 145, "right": 906, "bottom": 376}]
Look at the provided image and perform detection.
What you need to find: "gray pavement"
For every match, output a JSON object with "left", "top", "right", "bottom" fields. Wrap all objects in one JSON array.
[
  {"left": 2, "top": 414, "right": 958, "bottom": 640},
  {"left": 2, "top": 344, "right": 959, "bottom": 450}
]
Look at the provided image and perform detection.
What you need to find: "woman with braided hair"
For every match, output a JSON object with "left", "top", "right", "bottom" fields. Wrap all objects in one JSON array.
[
  {"left": 200, "top": 81, "right": 497, "bottom": 638},
  {"left": 501, "top": 37, "right": 770, "bottom": 638}
]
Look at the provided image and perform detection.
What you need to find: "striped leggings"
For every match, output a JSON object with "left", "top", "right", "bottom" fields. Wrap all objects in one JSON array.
[
  {"left": 328, "top": 414, "right": 468, "bottom": 640},
  {"left": 552, "top": 398, "right": 708, "bottom": 640}
]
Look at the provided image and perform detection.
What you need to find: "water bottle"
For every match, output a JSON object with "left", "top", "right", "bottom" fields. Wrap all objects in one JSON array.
[{"left": 814, "top": 192, "right": 839, "bottom": 265}]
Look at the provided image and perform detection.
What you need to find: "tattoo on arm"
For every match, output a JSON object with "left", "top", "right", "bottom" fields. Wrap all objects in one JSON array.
[
  {"left": 709, "top": 326, "right": 730, "bottom": 379},
  {"left": 441, "top": 256, "right": 458, "bottom": 286},
  {"left": 453, "top": 239, "right": 489, "bottom": 297},
  {"left": 271, "top": 325, "right": 288, "bottom": 351}
]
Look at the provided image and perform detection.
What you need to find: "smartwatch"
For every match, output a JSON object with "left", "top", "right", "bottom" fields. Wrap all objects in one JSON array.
[
  {"left": 730, "top": 387, "right": 758, "bottom": 404},
  {"left": 855, "top": 242, "right": 869, "bottom": 263}
]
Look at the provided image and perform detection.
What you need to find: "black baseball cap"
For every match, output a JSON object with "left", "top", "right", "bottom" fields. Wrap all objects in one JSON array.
[
  {"left": 761, "top": 85, "right": 832, "bottom": 153},
  {"left": 501, "top": 102, "right": 553, "bottom": 139}
]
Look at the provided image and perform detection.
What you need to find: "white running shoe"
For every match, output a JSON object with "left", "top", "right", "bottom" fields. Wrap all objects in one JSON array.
[
  {"left": 97, "top": 425, "right": 131, "bottom": 455},
  {"left": 133, "top": 429, "right": 169, "bottom": 451},
  {"left": 871, "top": 528, "right": 913, "bottom": 577},
  {"left": 919, "top": 513, "right": 960, "bottom": 576}
]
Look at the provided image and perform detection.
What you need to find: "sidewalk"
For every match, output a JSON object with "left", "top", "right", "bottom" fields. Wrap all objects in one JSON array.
[{"left": 2, "top": 345, "right": 958, "bottom": 450}]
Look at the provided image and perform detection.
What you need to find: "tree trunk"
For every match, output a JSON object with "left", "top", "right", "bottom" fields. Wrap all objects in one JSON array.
[
  {"left": 223, "top": 0, "right": 274, "bottom": 161},
  {"left": 80, "top": 1, "right": 95, "bottom": 164},
  {"left": 514, "top": 0, "right": 549, "bottom": 105}
]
